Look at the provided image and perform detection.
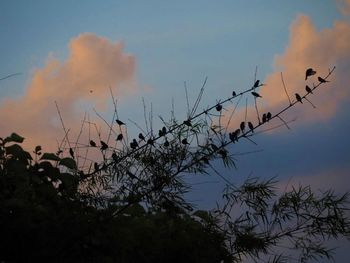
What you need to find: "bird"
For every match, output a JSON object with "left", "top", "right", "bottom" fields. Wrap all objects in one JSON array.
[
  {"left": 266, "top": 112, "right": 272, "bottom": 121},
  {"left": 262, "top": 113, "right": 267, "bottom": 123},
  {"left": 164, "top": 139, "right": 169, "bottom": 147},
  {"left": 240, "top": 121, "right": 245, "bottom": 132},
  {"left": 295, "top": 93, "right": 303, "bottom": 103},
  {"left": 162, "top": 126, "right": 167, "bottom": 134},
  {"left": 138, "top": 133, "right": 145, "bottom": 141},
  {"left": 253, "top": 80, "right": 260, "bottom": 88},
  {"left": 116, "top": 134, "right": 123, "bottom": 141},
  {"left": 229, "top": 132, "right": 236, "bottom": 142},
  {"left": 89, "top": 140, "right": 96, "bottom": 147},
  {"left": 94, "top": 162, "right": 99, "bottom": 172},
  {"left": 305, "top": 85, "right": 313, "bottom": 94},
  {"left": 147, "top": 138, "right": 154, "bottom": 146},
  {"left": 232, "top": 91, "right": 236, "bottom": 97},
  {"left": 112, "top": 152, "right": 118, "bottom": 162},
  {"left": 69, "top": 148, "right": 74, "bottom": 158},
  {"left": 130, "top": 139, "right": 138, "bottom": 149},
  {"left": 216, "top": 104, "right": 223, "bottom": 111},
  {"left": 234, "top": 129, "right": 241, "bottom": 137},
  {"left": 248, "top": 122, "right": 254, "bottom": 132},
  {"left": 305, "top": 68, "right": 316, "bottom": 80},
  {"left": 181, "top": 138, "right": 189, "bottom": 145},
  {"left": 183, "top": 120, "right": 192, "bottom": 126},
  {"left": 318, "top": 76, "right": 329, "bottom": 83},
  {"left": 116, "top": 119, "right": 125, "bottom": 126},
  {"left": 158, "top": 129, "right": 164, "bottom": 137},
  {"left": 251, "top": 91, "right": 262, "bottom": 98},
  {"left": 100, "top": 141, "right": 108, "bottom": 150}
]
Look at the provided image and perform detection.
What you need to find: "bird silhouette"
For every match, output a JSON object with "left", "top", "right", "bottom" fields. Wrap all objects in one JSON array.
[
  {"left": 147, "top": 138, "right": 154, "bottom": 146},
  {"left": 183, "top": 120, "right": 192, "bottom": 126},
  {"left": 262, "top": 113, "right": 267, "bottom": 123},
  {"left": 305, "top": 85, "right": 313, "bottom": 94},
  {"left": 254, "top": 80, "right": 260, "bottom": 88},
  {"left": 234, "top": 129, "right": 241, "bottom": 137},
  {"left": 130, "top": 139, "right": 138, "bottom": 149},
  {"left": 158, "top": 129, "right": 164, "bottom": 137},
  {"left": 248, "top": 122, "right": 254, "bottom": 132},
  {"left": 116, "top": 134, "right": 123, "bottom": 141},
  {"left": 216, "top": 104, "right": 223, "bottom": 111},
  {"left": 229, "top": 132, "right": 236, "bottom": 142},
  {"left": 240, "top": 121, "right": 245, "bottom": 132},
  {"left": 181, "top": 138, "right": 189, "bottom": 145},
  {"left": 164, "top": 139, "right": 170, "bottom": 147},
  {"left": 305, "top": 68, "right": 316, "bottom": 80},
  {"left": 251, "top": 91, "right": 262, "bottom": 98},
  {"left": 116, "top": 119, "right": 125, "bottom": 126},
  {"left": 266, "top": 112, "right": 272, "bottom": 121},
  {"left": 89, "top": 140, "right": 96, "bottom": 147},
  {"left": 94, "top": 162, "right": 99, "bottom": 172},
  {"left": 100, "top": 141, "right": 108, "bottom": 150},
  {"left": 138, "top": 133, "right": 145, "bottom": 141},
  {"left": 232, "top": 91, "right": 236, "bottom": 97},
  {"left": 295, "top": 93, "right": 303, "bottom": 103},
  {"left": 69, "top": 148, "right": 74, "bottom": 158},
  {"left": 318, "top": 76, "right": 329, "bottom": 83},
  {"left": 112, "top": 152, "right": 118, "bottom": 162}
]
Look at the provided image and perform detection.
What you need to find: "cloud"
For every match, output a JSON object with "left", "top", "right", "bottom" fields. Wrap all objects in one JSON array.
[
  {"left": 0, "top": 33, "right": 136, "bottom": 152},
  {"left": 337, "top": 0, "right": 350, "bottom": 16},
  {"left": 259, "top": 14, "right": 350, "bottom": 124}
]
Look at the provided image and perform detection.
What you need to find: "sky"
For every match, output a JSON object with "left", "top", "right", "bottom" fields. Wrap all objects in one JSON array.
[{"left": 1, "top": 0, "right": 350, "bottom": 261}]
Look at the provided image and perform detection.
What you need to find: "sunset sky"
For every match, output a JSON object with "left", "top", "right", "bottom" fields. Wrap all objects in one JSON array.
[{"left": 1, "top": 1, "right": 350, "bottom": 261}]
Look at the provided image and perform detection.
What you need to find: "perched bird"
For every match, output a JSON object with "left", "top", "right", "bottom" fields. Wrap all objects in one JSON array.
[
  {"left": 305, "top": 85, "right": 313, "bottom": 94},
  {"left": 147, "top": 138, "right": 154, "bottom": 146},
  {"left": 138, "top": 133, "right": 145, "bottom": 141},
  {"left": 89, "top": 140, "right": 96, "bottom": 147},
  {"left": 234, "top": 129, "right": 241, "bottom": 137},
  {"left": 116, "top": 119, "right": 125, "bottom": 126},
  {"left": 164, "top": 139, "right": 169, "bottom": 147},
  {"left": 162, "top": 126, "right": 167, "bottom": 134},
  {"left": 248, "top": 122, "right": 254, "bottom": 132},
  {"left": 100, "top": 141, "right": 108, "bottom": 150},
  {"left": 295, "top": 93, "right": 303, "bottom": 103},
  {"left": 232, "top": 91, "right": 237, "bottom": 97},
  {"left": 130, "top": 139, "right": 138, "bottom": 149},
  {"left": 216, "top": 104, "right": 223, "bottom": 111},
  {"left": 266, "top": 112, "right": 272, "bottom": 121},
  {"left": 69, "top": 148, "right": 74, "bottom": 158},
  {"left": 318, "top": 76, "right": 329, "bottom": 83},
  {"left": 229, "top": 132, "right": 236, "bottom": 142},
  {"left": 183, "top": 120, "right": 192, "bottom": 126},
  {"left": 262, "top": 113, "right": 267, "bottom": 123},
  {"left": 181, "top": 138, "right": 189, "bottom": 145},
  {"left": 116, "top": 134, "right": 123, "bottom": 141},
  {"left": 305, "top": 68, "right": 316, "bottom": 80},
  {"left": 112, "top": 152, "right": 118, "bottom": 162},
  {"left": 158, "top": 129, "right": 164, "bottom": 137},
  {"left": 94, "top": 162, "right": 99, "bottom": 172},
  {"left": 251, "top": 91, "right": 262, "bottom": 98},
  {"left": 240, "top": 121, "right": 245, "bottom": 132},
  {"left": 253, "top": 80, "right": 260, "bottom": 88}
]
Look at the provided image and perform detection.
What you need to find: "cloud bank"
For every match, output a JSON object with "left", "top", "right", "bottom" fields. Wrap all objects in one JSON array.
[
  {"left": 260, "top": 14, "right": 350, "bottom": 123},
  {"left": 0, "top": 33, "right": 136, "bottom": 151}
]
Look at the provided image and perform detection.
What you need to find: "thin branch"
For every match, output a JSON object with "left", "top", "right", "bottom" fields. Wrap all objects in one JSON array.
[{"left": 281, "top": 72, "right": 292, "bottom": 105}]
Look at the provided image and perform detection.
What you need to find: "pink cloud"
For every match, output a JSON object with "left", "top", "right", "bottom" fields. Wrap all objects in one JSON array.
[
  {"left": 0, "top": 33, "right": 136, "bottom": 153},
  {"left": 259, "top": 14, "right": 350, "bottom": 124}
]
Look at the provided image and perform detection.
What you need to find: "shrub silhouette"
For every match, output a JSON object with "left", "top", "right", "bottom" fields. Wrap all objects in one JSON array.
[{"left": 1, "top": 67, "right": 349, "bottom": 262}]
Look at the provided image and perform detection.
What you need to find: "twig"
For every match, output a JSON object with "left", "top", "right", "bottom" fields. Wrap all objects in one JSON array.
[
  {"left": 281, "top": 72, "right": 292, "bottom": 105},
  {"left": 0, "top": 72, "right": 22, "bottom": 81}
]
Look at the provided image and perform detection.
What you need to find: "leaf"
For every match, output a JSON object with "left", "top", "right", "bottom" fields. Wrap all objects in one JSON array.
[
  {"left": 41, "top": 153, "right": 61, "bottom": 161},
  {"left": 5, "top": 144, "right": 32, "bottom": 161},
  {"left": 59, "top": 157, "right": 77, "bottom": 170},
  {"left": 4, "top": 132, "right": 25, "bottom": 144}
]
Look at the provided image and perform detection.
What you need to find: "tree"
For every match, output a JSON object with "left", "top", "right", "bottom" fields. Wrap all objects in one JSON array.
[{"left": 0, "top": 67, "right": 349, "bottom": 262}]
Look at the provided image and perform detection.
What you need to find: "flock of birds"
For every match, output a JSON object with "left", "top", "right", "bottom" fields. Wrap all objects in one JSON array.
[{"left": 79, "top": 67, "right": 329, "bottom": 162}]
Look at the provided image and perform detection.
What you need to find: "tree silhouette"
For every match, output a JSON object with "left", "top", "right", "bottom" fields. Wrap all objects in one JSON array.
[{"left": 1, "top": 67, "right": 349, "bottom": 262}]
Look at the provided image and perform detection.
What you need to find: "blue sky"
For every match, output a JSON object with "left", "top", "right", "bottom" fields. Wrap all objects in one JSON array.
[{"left": 1, "top": 1, "right": 350, "bottom": 261}]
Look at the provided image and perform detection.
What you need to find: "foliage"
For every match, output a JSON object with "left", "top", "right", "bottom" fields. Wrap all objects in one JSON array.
[{"left": 1, "top": 67, "right": 350, "bottom": 262}]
